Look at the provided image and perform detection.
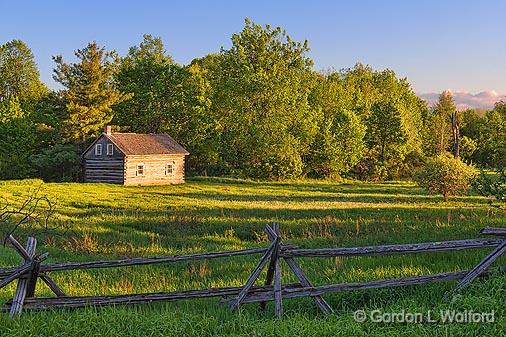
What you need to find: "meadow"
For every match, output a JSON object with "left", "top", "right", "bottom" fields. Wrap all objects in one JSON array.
[{"left": 0, "top": 177, "right": 504, "bottom": 337}]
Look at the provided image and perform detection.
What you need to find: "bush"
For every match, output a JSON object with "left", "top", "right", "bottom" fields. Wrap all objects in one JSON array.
[
  {"left": 473, "top": 167, "right": 506, "bottom": 207},
  {"left": 30, "top": 144, "right": 81, "bottom": 181},
  {"left": 414, "top": 153, "right": 477, "bottom": 201},
  {"left": 396, "top": 150, "right": 427, "bottom": 179}
]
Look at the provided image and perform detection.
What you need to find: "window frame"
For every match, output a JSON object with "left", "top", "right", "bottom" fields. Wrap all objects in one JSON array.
[
  {"left": 95, "top": 144, "right": 102, "bottom": 156},
  {"left": 136, "top": 163, "right": 145, "bottom": 176},
  {"left": 165, "top": 163, "right": 174, "bottom": 176},
  {"left": 106, "top": 143, "right": 114, "bottom": 156}
]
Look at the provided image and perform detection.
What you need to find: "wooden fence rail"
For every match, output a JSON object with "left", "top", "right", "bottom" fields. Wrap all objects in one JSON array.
[
  {"left": 0, "top": 226, "right": 505, "bottom": 319},
  {"left": 0, "top": 247, "right": 269, "bottom": 277},
  {"left": 281, "top": 238, "right": 503, "bottom": 258}
]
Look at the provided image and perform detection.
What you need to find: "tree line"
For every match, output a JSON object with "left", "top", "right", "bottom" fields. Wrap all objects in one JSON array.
[{"left": 1, "top": 19, "right": 505, "bottom": 181}]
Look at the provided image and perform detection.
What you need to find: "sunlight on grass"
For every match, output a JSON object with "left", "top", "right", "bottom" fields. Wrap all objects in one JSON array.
[{"left": 0, "top": 178, "right": 504, "bottom": 336}]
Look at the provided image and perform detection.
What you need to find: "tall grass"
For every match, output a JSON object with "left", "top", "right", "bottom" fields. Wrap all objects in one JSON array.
[{"left": 0, "top": 177, "right": 504, "bottom": 336}]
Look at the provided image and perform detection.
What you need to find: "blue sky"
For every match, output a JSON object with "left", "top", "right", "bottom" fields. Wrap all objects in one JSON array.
[{"left": 1, "top": 0, "right": 506, "bottom": 96}]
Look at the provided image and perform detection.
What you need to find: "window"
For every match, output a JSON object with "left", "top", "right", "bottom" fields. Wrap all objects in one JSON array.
[
  {"left": 165, "top": 163, "right": 173, "bottom": 176},
  {"left": 106, "top": 143, "right": 114, "bottom": 156},
  {"left": 136, "top": 164, "right": 144, "bottom": 176},
  {"left": 95, "top": 144, "right": 102, "bottom": 156}
]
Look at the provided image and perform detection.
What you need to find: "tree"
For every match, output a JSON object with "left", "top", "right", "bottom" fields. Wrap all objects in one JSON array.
[
  {"left": 53, "top": 42, "right": 129, "bottom": 143},
  {"left": 472, "top": 110, "right": 505, "bottom": 167},
  {"left": 30, "top": 143, "right": 81, "bottom": 181},
  {"left": 425, "top": 91, "right": 455, "bottom": 156},
  {"left": 450, "top": 109, "right": 461, "bottom": 158},
  {"left": 461, "top": 108, "right": 484, "bottom": 140},
  {"left": 366, "top": 101, "right": 406, "bottom": 178},
  {"left": 170, "top": 57, "right": 220, "bottom": 174},
  {"left": 473, "top": 167, "right": 506, "bottom": 208},
  {"left": 493, "top": 100, "right": 506, "bottom": 118},
  {"left": 213, "top": 19, "right": 318, "bottom": 179},
  {"left": 0, "top": 97, "right": 37, "bottom": 179},
  {"left": 115, "top": 37, "right": 222, "bottom": 175},
  {"left": 414, "top": 153, "right": 476, "bottom": 202},
  {"left": 341, "top": 65, "right": 425, "bottom": 179},
  {"left": 0, "top": 40, "right": 47, "bottom": 103},
  {"left": 114, "top": 35, "right": 176, "bottom": 133},
  {"left": 310, "top": 110, "right": 365, "bottom": 178},
  {"left": 307, "top": 72, "right": 365, "bottom": 178},
  {"left": 459, "top": 135, "right": 477, "bottom": 161}
]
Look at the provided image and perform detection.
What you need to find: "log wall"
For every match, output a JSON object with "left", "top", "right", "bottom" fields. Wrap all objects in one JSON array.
[
  {"left": 124, "top": 154, "right": 186, "bottom": 185},
  {"left": 83, "top": 136, "right": 124, "bottom": 184}
]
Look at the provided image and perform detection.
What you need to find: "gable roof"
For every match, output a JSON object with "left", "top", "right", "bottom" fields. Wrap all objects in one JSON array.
[
  {"left": 83, "top": 132, "right": 189, "bottom": 157},
  {"left": 107, "top": 133, "right": 189, "bottom": 156}
]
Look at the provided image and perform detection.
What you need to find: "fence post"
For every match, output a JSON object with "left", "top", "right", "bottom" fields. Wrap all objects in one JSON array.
[
  {"left": 265, "top": 224, "right": 333, "bottom": 315},
  {"left": 260, "top": 223, "right": 281, "bottom": 312},
  {"left": 230, "top": 237, "right": 278, "bottom": 311},
  {"left": 272, "top": 223, "right": 283, "bottom": 318},
  {"left": 451, "top": 239, "right": 506, "bottom": 294},
  {"left": 9, "top": 237, "right": 37, "bottom": 318}
]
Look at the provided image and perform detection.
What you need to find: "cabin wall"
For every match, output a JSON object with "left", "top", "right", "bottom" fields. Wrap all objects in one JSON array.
[
  {"left": 83, "top": 136, "right": 125, "bottom": 184},
  {"left": 124, "top": 155, "right": 186, "bottom": 185}
]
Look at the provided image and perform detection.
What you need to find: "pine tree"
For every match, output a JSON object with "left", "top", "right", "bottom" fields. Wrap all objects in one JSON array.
[{"left": 53, "top": 42, "right": 129, "bottom": 143}]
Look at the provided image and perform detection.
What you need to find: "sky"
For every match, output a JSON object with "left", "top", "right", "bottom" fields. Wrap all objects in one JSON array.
[{"left": 1, "top": 0, "right": 506, "bottom": 108}]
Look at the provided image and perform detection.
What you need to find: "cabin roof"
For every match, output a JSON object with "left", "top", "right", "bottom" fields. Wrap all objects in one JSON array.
[
  {"left": 106, "top": 133, "right": 189, "bottom": 156},
  {"left": 83, "top": 132, "right": 189, "bottom": 157}
]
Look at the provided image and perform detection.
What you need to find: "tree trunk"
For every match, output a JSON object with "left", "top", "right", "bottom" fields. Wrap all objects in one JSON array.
[{"left": 451, "top": 111, "right": 460, "bottom": 158}]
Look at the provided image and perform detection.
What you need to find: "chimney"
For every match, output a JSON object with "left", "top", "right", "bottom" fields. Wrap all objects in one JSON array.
[{"left": 104, "top": 125, "right": 112, "bottom": 135}]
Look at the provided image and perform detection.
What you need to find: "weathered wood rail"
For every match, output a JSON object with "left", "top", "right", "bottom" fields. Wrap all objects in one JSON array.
[
  {"left": 0, "top": 247, "right": 269, "bottom": 277},
  {"left": 0, "top": 226, "right": 504, "bottom": 319}
]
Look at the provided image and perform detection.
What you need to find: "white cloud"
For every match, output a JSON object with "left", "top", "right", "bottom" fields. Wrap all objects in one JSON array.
[{"left": 418, "top": 90, "right": 505, "bottom": 110}]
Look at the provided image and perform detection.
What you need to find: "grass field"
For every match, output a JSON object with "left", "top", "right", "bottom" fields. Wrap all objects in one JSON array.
[{"left": 0, "top": 177, "right": 504, "bottom": 336}]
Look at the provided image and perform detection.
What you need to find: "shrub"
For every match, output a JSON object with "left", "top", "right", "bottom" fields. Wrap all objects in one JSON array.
[
  {"left": 414, "top": 153, "right": 477, "bottom": 201},
  {"left": 473, "top": 167, "right": 506, "bottom": 207},
  {"left": 30, "top": 143, "right": 81, "bottom": 181}
]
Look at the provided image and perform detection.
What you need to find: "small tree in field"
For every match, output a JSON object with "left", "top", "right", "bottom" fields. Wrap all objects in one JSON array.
[{"left": 414, "top": 153, "right": 476, "bottom": 201}]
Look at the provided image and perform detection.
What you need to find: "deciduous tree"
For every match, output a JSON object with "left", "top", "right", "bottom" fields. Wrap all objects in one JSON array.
[
  {"left": 415, "top": 153, "right": 476, "bottom": 202},
  {"left": 0, "top": 39, "right": 47, "bottom": 104}
]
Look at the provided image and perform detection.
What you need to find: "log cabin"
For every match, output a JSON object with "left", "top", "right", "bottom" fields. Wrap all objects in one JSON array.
[{"left": 82, "top": 126, "right": 189, "bottom": 185}]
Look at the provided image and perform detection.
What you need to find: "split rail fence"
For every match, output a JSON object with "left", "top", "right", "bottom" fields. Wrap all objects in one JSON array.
[{"left": 0, "top": 224, "right": 505, "bottom": 319}]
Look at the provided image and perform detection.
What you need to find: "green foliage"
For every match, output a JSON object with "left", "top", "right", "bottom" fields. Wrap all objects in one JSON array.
[
  {"left": 423, "top": 91, "right": 455, "bottom": 156},
  {"left": 473, "top": 167, "right": 506, "bottom": 206},
  {"left": 114, "top": 35, "right": 176, "bottom": 133},
  {"left": 0, "top": 39, "right": 47, "bottom": 104},
  {"left": 460, "top": 106, "right": 505, "bottom": 168},
  {"left": 365, "top": 101, "right": 407, "bottom": 179},
  {"left": 53, "top": 42, "right": 129, "bottom": 143},
  {"left": 0, "top": 41, "right": 49, "bottom": 180},
  {"left": 114, "top": 37, "right": 220, "bottom": 175},
  {"left": 211, "top": 19, "right": 318, "bottom": 179},
  {"left": 0, "top": 95, "right": 24, "bottom": 122},
  {"left": 309, "top": 109, "right": 365, "bottom": 178},
  {"left": 493, "top": 100, "right": 506, "bottom": 118},
  {"left": 173, "top": 59, "right": 221, "bottom": 174},
  {"left": 471, "top": 110, "right": 505, "bottom": 167},
  {"left": 460, "top": 108, "right": 484, "bottom": 139},
  {"left": 0, "top": 178, "right": 504, "bottom": 336},
  {"left": 30, "top": 144, "right": 81, "bottom": 181},
  {"left": 340, "top": 65, "right": 425, "bottom": 180},
  {"left": 0, "top": 97, "right": 37, "bottom": 179},
  {"left": 414, "top": 153, "right": 477, "bottom": 201},
  {"left": 459, "top": 135, "right": 477, "bottom": 161},
  {"left": 2, "top": 24, "right": 502, "bottom": 182},
  {"left": 306, "top": 73, "right": 365, "bottom": 178}
]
